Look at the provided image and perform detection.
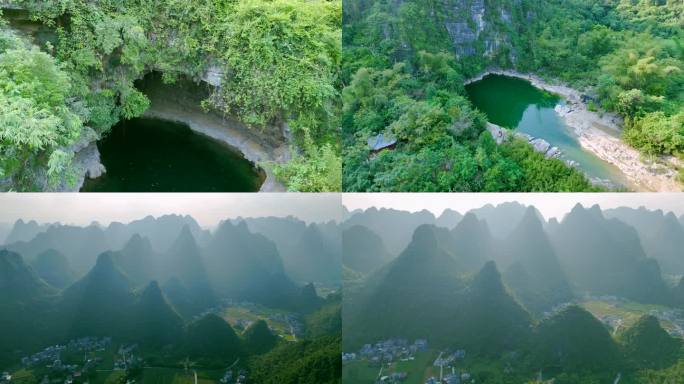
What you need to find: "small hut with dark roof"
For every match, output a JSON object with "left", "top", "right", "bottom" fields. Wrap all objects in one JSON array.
[{"left": 367, "top": 133, "right": 397, "bottom": 155}]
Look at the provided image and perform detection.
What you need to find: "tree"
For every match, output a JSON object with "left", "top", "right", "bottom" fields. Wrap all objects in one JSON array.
[
  {"left": 624, "top": 111, "right": 684, "bottom": 155},
  {"left": 0, "top": 37, "right": 83, "bottom": 189}
]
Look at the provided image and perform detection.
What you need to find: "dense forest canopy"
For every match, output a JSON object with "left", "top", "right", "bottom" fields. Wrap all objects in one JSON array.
[
  {"left": 0, "top": 0, "right": 342, "bottom": 191},
  {"left": 0, "top": 28, "right": 82, "bottom": 189},
  {"left": 342, "top": 0, "right": 683, "bottom": 191}
]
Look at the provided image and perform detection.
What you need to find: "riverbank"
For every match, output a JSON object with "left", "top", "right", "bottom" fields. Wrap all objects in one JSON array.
[
  {"left": 143, "top": 107, "right": 287, "bottom": 192},
  {"left": 140, "top": 76, "right": 288, "bottom": 192},
  {"left": 72, "top": 99, "right": 288, "bottom": 192},
  {"left": 466, "top": 69, "right": 682, "bottom": 192}
]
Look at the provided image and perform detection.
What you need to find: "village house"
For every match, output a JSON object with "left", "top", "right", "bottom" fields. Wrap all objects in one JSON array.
[
  {"left": 236, "top": 369, "right": 248, "bottom": 383},
  {"left": 414, "top": 339, "right": 428, "bottom": 352},
  {"left": 22, "top": 345, "right": 66, "bottom": 367},
  {"left": 368, "top": 133, "right": 397, "bottom": 155},
  {"left": 68, "top": 336, "right": 112, "bottom": 352},
  {"left": 0, "top": 372, "right": 11, "bottom": 384},
  {"left": 443, "top": 373, "right": 460, "bottom": 384},
  {"left": 219, "top": 368, "right": 233, "bottom": 383},
  {"left": 356, "top": 338, "right": 430, "bottom": 367},
  {"left": 342, "top": 352, "right": 357, "bottom": 362}
]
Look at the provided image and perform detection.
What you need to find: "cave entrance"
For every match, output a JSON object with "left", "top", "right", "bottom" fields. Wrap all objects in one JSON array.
[{"left": 81, "top": 73, "right": 265, "bottom": 192}]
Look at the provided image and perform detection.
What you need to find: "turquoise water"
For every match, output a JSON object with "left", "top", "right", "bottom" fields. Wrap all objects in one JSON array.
[{"left": 465, "top": 74, "right": 628, "bottom": 188}]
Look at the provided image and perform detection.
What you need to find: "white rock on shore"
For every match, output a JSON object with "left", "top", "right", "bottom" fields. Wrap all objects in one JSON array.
[
  {"left": 530, "top": 138, "right": 551, "bottom": 154},
  {"left": 60, "top": 142, "right": 107, "bottom": 192},
  {"left": 144, "top": 105, "right": 288, "bottom": 192},
  {"left": 487, "top": 123, "right": 562, "bottom": 159},
  {"left": 469, "top": 69, "right": 682, "bottom": 192}
]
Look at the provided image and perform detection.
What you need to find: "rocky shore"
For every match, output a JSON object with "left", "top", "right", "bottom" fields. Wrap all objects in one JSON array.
[
  {"left": 140, "top": 75, "right": 288, "bottom": 192},
  {"left": 70, "top": 103, "right": 287, "bottom": 193},
  {"left": 487, "top": 122, "right": 562, "bottom": 159},
  {"left": 73, "top": 75, "right": 289, "bottom": 192},
  {"left": 143, "top": 106, "right": 288, "bottom": 192},
  {"left": 468, "top": 69, "right": 682, "bottom": 192}
]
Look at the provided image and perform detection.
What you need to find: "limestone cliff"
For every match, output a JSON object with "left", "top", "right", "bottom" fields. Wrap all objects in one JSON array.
[
  {"left": 345, "top": 0, "right": 534, "bottom": 70},
  {"left": 0, "top": 4, "right": 287, "bottom": 191}
]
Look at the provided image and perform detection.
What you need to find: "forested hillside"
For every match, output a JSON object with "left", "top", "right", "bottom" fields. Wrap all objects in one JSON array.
[
  {"left": 342, "top": 203, "right": 684, "bottom": 382},
  {"left": 1, "top": 213, "right": 341, "bottom": 383},
  {"left": 342, "top": 0, "right": 683, "bottom": 191},
  {"left": 0, "top": 0, "right": 341, "bottom": 191}
]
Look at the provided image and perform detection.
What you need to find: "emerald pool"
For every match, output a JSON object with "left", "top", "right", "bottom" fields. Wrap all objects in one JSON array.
[
  {"left": 465, "top": 74, "right": 628, "bottom": 189},
  {"left": 81, "top": 118, "right": 264, "bottom": 192}
]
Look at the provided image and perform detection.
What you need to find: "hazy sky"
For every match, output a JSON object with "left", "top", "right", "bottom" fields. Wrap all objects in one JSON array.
[
  {"left": 343, "top": 193, "right": 684, "bottom": 220},
  {"left": 0, "top": 193, "right": 341, "bottom": 227},
  {"left": 2, "top": 194, "right": 681, "bottom": 228}
]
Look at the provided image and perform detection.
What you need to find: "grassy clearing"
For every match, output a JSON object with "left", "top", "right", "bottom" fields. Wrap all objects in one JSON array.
[
  {"left": 580, "top": 299, "right": 677, "bottom": 335},
  {"left": 342, "top": 350, "right": 438, "bottom": 384},
  {"left": 221, "top": 305, "right": 297, "bottom": 341},
  {"left": 342, "top": 360, "right": 380, "bottom": 383},
  {"left": 138, "top": 367, "right": 222, "bottom": 384}
]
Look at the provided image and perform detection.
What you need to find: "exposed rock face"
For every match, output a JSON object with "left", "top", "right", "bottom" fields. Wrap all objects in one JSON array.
[
  {"left": 444, "top": 0, "right": 486, "bottom": 57},
  {"left": 486, "top": 123, "right": 508, "bottom": 144},
  {"left": 138, "top": 73, "right": 288, "bottom": 192},
  {"left": 530, "top": 138, "right": 551, "bottom": 154},
  {"left": 65, "top": 128, "right": 106, "bottom": 192},
  {"left": 352, "top": 0, "right": 527, "bottom": 66},
  {"left": 443, "top": 0, "right": 522, "bottom": 62},
  {"left": 486, "top": 122, "right": 561, "bottom": 160},
  {"left": 201, "top": 64, "right": 223, "bottom": 87},
  {"left": 80, "top": 144, "right": 106, "bottom": 179}
]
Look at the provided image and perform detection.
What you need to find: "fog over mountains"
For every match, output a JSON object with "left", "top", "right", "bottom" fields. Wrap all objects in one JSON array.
[
  {"left": 2, "top": 214, "right": 342, "bottom": 285},
  {"left": 341, "top": 207, "right": 463, "bottom": 255},
  {"left": 604, "top": 207, "right": 684, "bottom": 274},
  {"left": 237, "top": 216, "right": 342, "bottom": 284},
  {"left": 343, "top": 202, "right": 684, "bottom": 286},
  {"left": 0, "top": 213, "right": 342, "bottom": 367},
  {"left": 342, "top": 201, "right": 683, "bottom": 379}
]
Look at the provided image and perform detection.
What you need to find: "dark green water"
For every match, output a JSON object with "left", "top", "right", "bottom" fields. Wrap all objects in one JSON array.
[
  {"left": 81, "top": 118, "right": 264, "bottom": 192},
  {"left": 465, "top": 74, "right": 627, "bottom": 188}
]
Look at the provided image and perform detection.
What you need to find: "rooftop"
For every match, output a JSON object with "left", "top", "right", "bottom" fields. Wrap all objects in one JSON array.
[{"left": 368, "top": 133, "right": 397, "bottom": 151}]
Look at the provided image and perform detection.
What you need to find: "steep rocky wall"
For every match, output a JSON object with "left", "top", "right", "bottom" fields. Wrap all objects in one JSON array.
[
  {"left": 137, "top": 73, "right": 288, "bottom": 192},
  {"left": 443, "top": 0, "right": 532, "bottom": 65},
  {"left": 1, "top": 5, "right": 289, "bottom": 191},
  {"left": 349, "top": 0, "right": 533, "bottom": 69}
]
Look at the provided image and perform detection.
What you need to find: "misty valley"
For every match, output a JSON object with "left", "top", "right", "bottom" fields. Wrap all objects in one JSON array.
[
  {"left": 0, "top": 214, "right": 342, "bottom": 384},
  {"left": 342, "top": 202, "right": 684, "bottom": 383}
]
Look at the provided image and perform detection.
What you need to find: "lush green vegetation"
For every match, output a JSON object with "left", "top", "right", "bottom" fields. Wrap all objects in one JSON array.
[
  {"left": 249, "top": 334, "right": 340, "bottom": 384},
  {"left": 342, "top": 56, "right": 600, "bottom": 191},
  {"left": 526, "top": 0, "right": 683, "bottom": 159},
  {"left": 342, "top": 0, "right": 683, "bottom": 191},
  {"left": 249, "top": 294, "right": 341, "bottom": 384},
  {"left": 1, "top": 0, "right": 341, "bottom": 191},
  {"left": 0, "top": 27, "right": 82, "bottom": 190}
]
